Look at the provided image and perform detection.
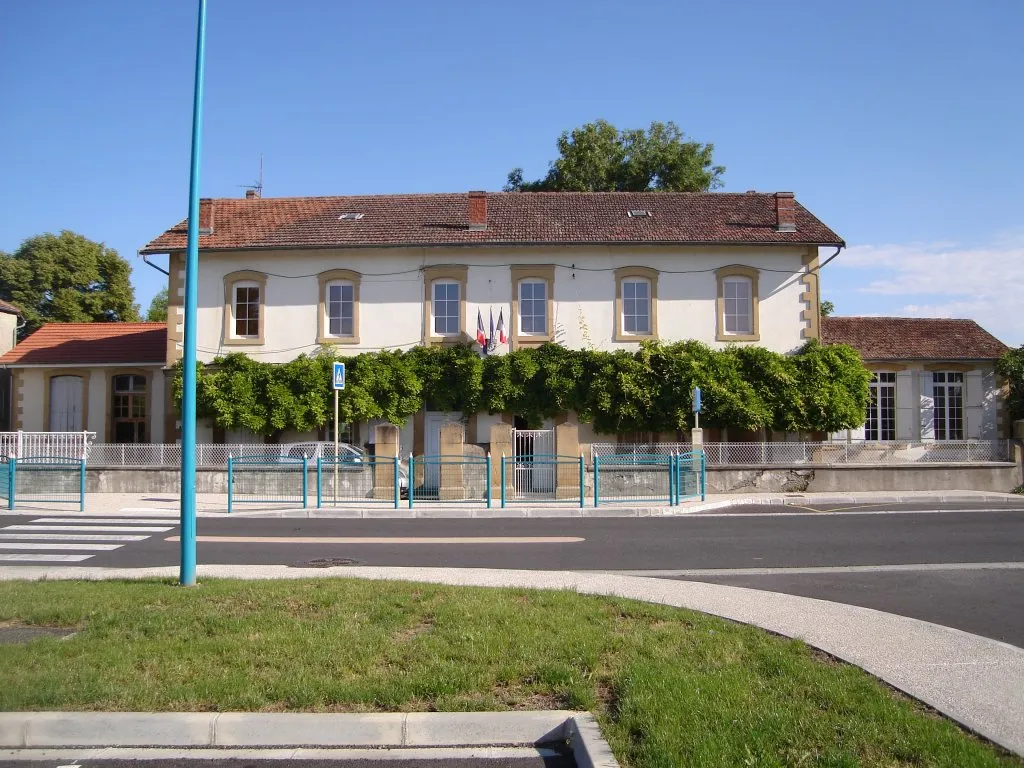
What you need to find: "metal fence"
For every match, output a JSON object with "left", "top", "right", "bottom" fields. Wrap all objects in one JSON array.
[
  {"left": 2, "top": 456, "right": 86, "bottom": 511},
  {"left": 0, "top": 432, "right": 94, "bottom": 460},
  {"left": 227, "top": 456, "right": 309, "bottom": 511},
  {"left": 594, "top": 440, "right": 1014, "bottom": 466},
  {"left": 408, "top": 455, "right": 491, "bottom": 504},
  {"left": 317, "top": 457, "right": 402, "bottom": 508},
  {"left": 674, "top": 451, "right": 706, "bottom": 503},
  {"left": 501, "top": 455, "right": 584, "bottom": 506},
  {"left": 593, "top": 452, "right": 673, "bottom": 505}
]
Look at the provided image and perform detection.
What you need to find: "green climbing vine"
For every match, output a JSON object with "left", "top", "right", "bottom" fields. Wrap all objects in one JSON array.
[{"left": 173, "top": 340, "right": 870, "bottom": 438}]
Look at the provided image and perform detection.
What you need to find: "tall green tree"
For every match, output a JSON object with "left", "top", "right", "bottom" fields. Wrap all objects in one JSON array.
[
  {"left": 997, "top": 346, "right": 1024, "bottom": 423},
  {"left": 504, "top": 120, "right": 724, "bottom": 193},
  {"left": 0, "top": 231, "right": 140, "bottom": 337},
  {"left": 146, "top": 288, "right": 169, "bottom": 322}
]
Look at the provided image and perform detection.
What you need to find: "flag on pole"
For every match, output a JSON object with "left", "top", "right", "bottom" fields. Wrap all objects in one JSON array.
[
  {"left": 485, "top": 308, "right": 498, "bottom": 355},
  {"left": 496, "top": 309, "right": 507, "bottom": 344},
  {"left": 476, "top": 309, "right": 486, "bottom": 346}
]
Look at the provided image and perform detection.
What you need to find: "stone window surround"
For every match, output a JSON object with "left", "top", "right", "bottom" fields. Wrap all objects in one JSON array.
[
  {"left": 422, "top": 265, "right": 468, "bottom": 346},
  {"left": 42, "top": 369, "right": 91, "bottom": 433},
  {"left": 222, "top": 270, "right": 267, "bottom": 346},
  {"left": 105, "top": 368, "right": 154, "bottom": 443},
  {"left": 715, "top": 265, "right": 760, "bottom": 342},
  {"left": 317, "top": 269, "right": 361, "bottom": 345},
  {"left": 510, "top": 265, "right": 555, "bottom": 349},
  {"left": 613, "top": 266, "right": 659, "bottom": 342}
]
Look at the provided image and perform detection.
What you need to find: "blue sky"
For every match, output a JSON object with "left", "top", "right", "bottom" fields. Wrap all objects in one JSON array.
[{"left": 2, "top": 0, "right": 1021, "bottom": 344}]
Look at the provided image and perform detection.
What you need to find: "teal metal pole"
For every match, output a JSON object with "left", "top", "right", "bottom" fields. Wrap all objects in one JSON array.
[
  {"left": 227, "top": 457, "right": 233, "bottom": 514},
  {"left": 408, "top": 453, "right": 414, "bottom": 508},
  {"left": 500, "top": 456, "right": 506, "bottom": 508},
  {"left": 393, "top": 455, "right": 399, "bottom": 509},
  {"left": 302, "top": 456, "right": 308, "bottom": 508},
  {"left": 79, "top": 459, "right": 85, "bottom": 513},
  {"left": 669, "top": 453, "right": 675, "bottom": 506},
  {"left": 578, "top": 455, "right": 584, "bottom": 508},
  {"left": 485, "top": 454, "right": 492, "bottom": 508},
  {"left": 7, "top": 459, "right": 14, "bottom": 511},
  {"left": 179, "top": 0, "right": 208, "bottom": 586},
  {"left": 593, "top": 455, "right": 599, "bottom": 508},
  {"left": 700, "top": 452, "right": 706, "bottom": 501},
  {"left": 316, "top": 458, "right": 322, "bottom": 508}
]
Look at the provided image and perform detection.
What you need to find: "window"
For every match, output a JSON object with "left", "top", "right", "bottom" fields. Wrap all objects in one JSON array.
[
  {"left": 715, "top": 266, "right": 760, "bottom": 341},
  {"left": 622, "top": 279, "right": 651, "bottom": 334},
  {"left": 865, "top": 372, "right": 896, "bottom": 441},
  {"left": 510, "top": 266, "right": 555, "bottom": 348},
  {"left": 519, "top": 281, "right": 547, "bottom": 334},
  {"left": 111, "top": 374, "right": 147, "bottom": 443},
  {"left": 614, "top": 266, "right": 659, "bottom": 341},
  {"left": 933, "top": 371, "right": 964, "bottom": 440},
  {"left": 234, "top": 283, "right": 260, "bottom": 337},
  {"left": 723, "top": 277, "right": 752, "bottom": 335},
  {"left": 317, "top": 269, "right": 360, "bottom": 344},
  {"left": 222, "top": 270, "right": 267, "bottom": 345},
  {"left": 423, "top": 266, "right": 467, "bottom": 345}
]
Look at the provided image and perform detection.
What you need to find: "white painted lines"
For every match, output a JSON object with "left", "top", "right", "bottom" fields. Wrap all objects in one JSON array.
[
  {"left": 0, "top": 517, "right": 177, "bottom": 564},
  {"left": 165, "top": 535, "right": 585, "bottom": 545}
]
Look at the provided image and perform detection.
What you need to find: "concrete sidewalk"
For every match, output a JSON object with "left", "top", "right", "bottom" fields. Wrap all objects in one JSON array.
[
  {"left": 1, "top": 564, "right": 1021, "bottom": 757},
  {"left": 3, "top": 489, "right": 1022, "bottom": 518}
]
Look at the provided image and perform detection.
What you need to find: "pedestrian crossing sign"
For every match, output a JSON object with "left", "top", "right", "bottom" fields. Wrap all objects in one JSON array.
[{"left": 332, "top": 362, "right": 346, "bottom": 390}]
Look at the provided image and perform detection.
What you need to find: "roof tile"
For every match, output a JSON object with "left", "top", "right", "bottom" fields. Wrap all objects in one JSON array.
[
  {"left": 0, "top": 299, "right": 21, "bottom": 315},
  {"left": 821, "top": 317, "right": 1008, "bottom": 360},
  {"left": 0, "top": 323, "right": 166, "bottom": 366}
]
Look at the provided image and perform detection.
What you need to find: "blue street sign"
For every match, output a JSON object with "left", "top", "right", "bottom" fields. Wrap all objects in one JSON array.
[
  {"left": 692, "top": 386, "right": 702, "bottom": 413},
  {"left": 333, "top": 362, "right": 346, "bottom": 390}
]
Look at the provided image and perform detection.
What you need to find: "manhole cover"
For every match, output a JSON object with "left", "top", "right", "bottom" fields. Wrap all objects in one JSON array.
[
  {"left": 294, "top": 557, "right": 363, "bottom": 568},
  {"left": 0, "top": 626, "right": 77, "bottom": 644}
]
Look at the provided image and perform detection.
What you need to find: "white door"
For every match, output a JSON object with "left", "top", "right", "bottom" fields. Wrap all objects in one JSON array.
[
  {"left": 423, "top": 411, "right": 462, "bottom": 489},
  {"left": 49, "top": 375, "right": 84, "bottom": 432}
]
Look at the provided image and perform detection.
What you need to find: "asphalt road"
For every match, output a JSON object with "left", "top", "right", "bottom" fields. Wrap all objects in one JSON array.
[
  {"left": 0, "top": 758, "right": 571, "bottom": 768},
  {"left": 2, "top": 501, "right": 1023, "bottom": 647}
]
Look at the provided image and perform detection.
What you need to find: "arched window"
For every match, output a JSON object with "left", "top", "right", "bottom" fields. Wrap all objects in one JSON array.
[
  {"left": 317, "top": 269, "right": 360, "bottom": 344},
  {"left": 223, "top": 270, "right": 267, "bottom": 345},
  {"left": 423, "top": 266, "right": 468, "bottom": 345},
  {"left": 511, "top": 265, "right": 555, "bottom": 348},
  {"left": 614, "top": 267, "right": 659, "bottom": 341},
  {"left": 716, "top": 266, "right": 760, "bottom": 341}
]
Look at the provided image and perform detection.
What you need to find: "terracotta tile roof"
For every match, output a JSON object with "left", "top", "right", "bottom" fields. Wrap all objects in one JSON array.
[
  {"left": 821, "top": 316, "right": 1009, "bottom": 361},
  {"left": 0, "top": 299, "right": 21, "bottom": 315},
  {"left": 0, "top": 323, "right": 166, "bottom": 366},
  {"left": 141, "top": 191, "right": 844, "bottom": 253}
]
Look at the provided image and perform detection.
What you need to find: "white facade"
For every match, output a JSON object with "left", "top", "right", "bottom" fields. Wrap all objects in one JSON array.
[{"left": 171, "top": 244, "right": 817, "bottom": 364}]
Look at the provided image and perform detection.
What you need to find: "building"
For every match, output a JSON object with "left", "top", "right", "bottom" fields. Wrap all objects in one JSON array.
[
  {"left": 0, "top": 323, "right": 168, "bottom": 441},
  {"left": 139, "top": 190, "right": 843, "bottom": 450},
  {"left": 0, "top": 300, "right": 22, "bottom": 431},
  {"left": 821, "top": 317, "right": 1010, "bottom": 440}
]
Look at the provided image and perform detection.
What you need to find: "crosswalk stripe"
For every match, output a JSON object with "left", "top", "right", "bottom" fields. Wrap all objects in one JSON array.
[
  {"left": 30, "top": 517, "right": 178, "bottom": 525},
  {"left": 0, "top": 554, "right": 93, "bottom": 562},
  {"left": 0, "top": 543, "right": 123, "bottom": 551},
  {"left": 3, "top": 525, "right": 173, "bottom": 533},
  {"left": 0, "top": 533, "right": 148, "bottom": 542}
]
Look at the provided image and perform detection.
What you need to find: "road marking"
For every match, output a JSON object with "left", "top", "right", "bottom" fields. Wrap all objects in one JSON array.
[
  {"left": 165, "top": 535, "right": 585, "bottom": 545},
  {"left": 0, "top": 554, "right": 92, "bottom": 562},
  {"left": 30, "top": 517, "right": 178, "bottom": 525},
  {"left": 0, "top": 533, "right": 147, "bottom": 542},
  {"left": 691, "top": 507, "right": 1024, "bottom": 518},
  {"left": 0, "top": 542, "right": 123, "bottom": 551},
  {"left": 3, "top": 525, "right": 173, "bottom": 533},
  {"left": 601, "top": 562, "right": 1024, "bottom": 577}
]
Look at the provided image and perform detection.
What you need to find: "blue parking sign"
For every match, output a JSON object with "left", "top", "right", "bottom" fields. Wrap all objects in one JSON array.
[{"left": 332, "top": 362, "right": 346, "bottom": 390}]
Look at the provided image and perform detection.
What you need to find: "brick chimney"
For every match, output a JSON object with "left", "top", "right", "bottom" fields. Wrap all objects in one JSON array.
[
  {"left": 468, "top": 191, "right": 487, "bottom": 230},
  {"left": 245, "top": 188, "right": 260, "bottom": 200},
  {"left": 774, "top": 192, "right": 796, "bottom": 233},
  {"left": 198, "top": 198, "right": 215, "bottom": 235}
]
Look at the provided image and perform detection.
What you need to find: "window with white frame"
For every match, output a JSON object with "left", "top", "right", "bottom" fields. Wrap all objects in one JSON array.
[
  {"left": 723, "top": 276, "right": 753, "bottom": 335},
  {"left": 933, "top": 371, "right": 964, "bottom": 440},
  {"left": 325, "top": 280, "right": 354, "bottom": 337},
  {"left": 432, "top": 280, "right": 460, "bottom": 336},
  {"left": 233, "top": 281, "right": 260, "bottom": 338},
  {"left": 621, "top": 279, "right": 651, "bottom": 335},
  {"left": 865, "top": 372, "right": 896, "bottom": 441},
  {"left": 518, "top": 280, "right": 547, "bottom": 335}
]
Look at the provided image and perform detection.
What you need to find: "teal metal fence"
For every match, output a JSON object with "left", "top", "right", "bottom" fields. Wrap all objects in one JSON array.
[
  {"left": 317, "top": 457, "right": 402, "bottom": 508},
  {"left": 408, "top": 455, "right": 491, "bottom": 505},
  {"left": 227, "top": 455, "right": 308, "bottom": 512},
  {"left": 501, "top": 454, "right": 584, "bottom": 507},
  {"left": 2, "top": 456, "right": 86, "bottom": 511},
  {"left": 672, "top": 450, "right": 707, "bottom": 503},
  {"left": 593, "top": 452, "right": 672, "bottom": 506}
]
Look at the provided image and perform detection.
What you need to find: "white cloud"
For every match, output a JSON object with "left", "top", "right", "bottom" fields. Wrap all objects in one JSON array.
[{"left": 830, "top": 232, "right": 1024, "bottom": 346}]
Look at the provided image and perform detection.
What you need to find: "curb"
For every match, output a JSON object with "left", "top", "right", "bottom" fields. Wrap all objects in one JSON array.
[{"left": 0, "top": 711, "right": 617, "bottom": 767}]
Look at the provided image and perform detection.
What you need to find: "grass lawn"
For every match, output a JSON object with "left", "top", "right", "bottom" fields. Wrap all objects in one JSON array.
[{"left": 0, "top": 578, "right": 1019, "bottom": 768}]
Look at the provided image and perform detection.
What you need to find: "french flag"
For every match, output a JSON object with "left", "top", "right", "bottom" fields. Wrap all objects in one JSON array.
[
  {"left": 476, "top": 309, "right": 487, "bottom": 347},
  {"left": 496, "top": 309, "right": 507, "bottom": 344}
]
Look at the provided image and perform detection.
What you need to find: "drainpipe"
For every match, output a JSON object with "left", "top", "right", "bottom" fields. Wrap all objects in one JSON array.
[
  {"left": 815, "top": 245, "right": 844, "bottom": 272},
  {"left": 139, "top": 251, "right": 170, "bottom": 276}
]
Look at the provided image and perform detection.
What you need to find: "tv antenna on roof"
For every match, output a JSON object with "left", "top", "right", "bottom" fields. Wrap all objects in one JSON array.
[{"left": 239, "top": 153, "right": 263, "bottom": 198}]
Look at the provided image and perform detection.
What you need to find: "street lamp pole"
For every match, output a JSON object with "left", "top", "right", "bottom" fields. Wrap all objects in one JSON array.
[{"left": 180, "top": 0, "right": 208, "bottom": 586}]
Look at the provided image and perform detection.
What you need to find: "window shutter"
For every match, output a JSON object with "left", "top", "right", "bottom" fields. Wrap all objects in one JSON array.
[
  {"left": 965, "top": 370, "right": 984, "bottom": 439},
  {"left": 919, "top": 372, "right": 934, "bottom": 440},
  {"left": 895, "top": 371, "right": 915, "bottom": 440}
]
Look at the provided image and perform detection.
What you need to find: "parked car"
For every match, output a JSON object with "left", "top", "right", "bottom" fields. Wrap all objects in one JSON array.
[{"left": 277, "top": 442, "right": 409, "bottom": 497}]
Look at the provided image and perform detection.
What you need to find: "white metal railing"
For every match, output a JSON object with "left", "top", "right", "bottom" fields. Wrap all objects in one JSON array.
[
  {"left": 85, "top": 442, "right": 367, "bottom": 467},
  {"left": 593, "top": 440, "right": 1014, "bottom": 466},
  {"left": 0, "top": 431, "right": 96, "bottom": 459}
]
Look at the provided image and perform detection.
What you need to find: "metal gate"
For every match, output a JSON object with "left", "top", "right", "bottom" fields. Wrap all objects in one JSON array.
[{"left": 511, "top": 429, "right": 555, "bottom": 496}]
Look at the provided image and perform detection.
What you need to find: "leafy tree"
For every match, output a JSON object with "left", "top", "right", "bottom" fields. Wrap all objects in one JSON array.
[
  {"left": 997, "top": 346, "right": 1024, "bottom": 423},
  {"left": 504, "top": 120, "right": 724, "bottom": 193},
  {"left": 0, "top": 231, "right": 140, "bottom": 337},
  {"left": 820, "top": 300, "right": 835, "bottom": 317},
  {"left": 146, "top": 288, "right": 169, "bottom": 322}
]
